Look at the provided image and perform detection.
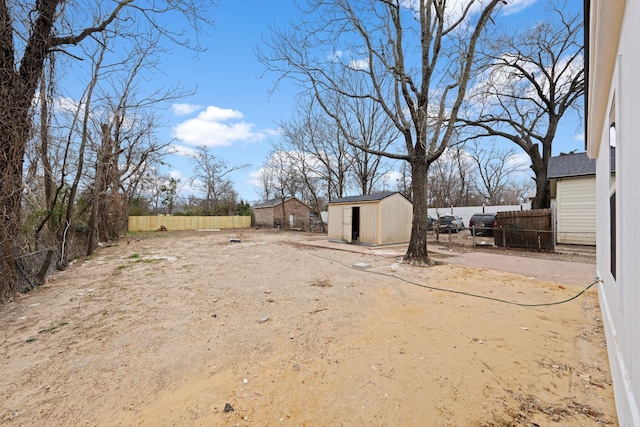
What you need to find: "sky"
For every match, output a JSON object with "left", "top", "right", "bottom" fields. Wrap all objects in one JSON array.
[{"left": 142, "top": 0, "right": 585, "bottom": 204}]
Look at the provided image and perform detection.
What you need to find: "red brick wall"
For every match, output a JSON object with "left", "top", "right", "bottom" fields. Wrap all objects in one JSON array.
[{"left": 254, "top": 198, "right": 311, "bottom": 228}]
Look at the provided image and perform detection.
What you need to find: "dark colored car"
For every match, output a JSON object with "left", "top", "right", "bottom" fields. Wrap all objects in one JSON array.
[
  {"left": 427, "top": 215, "right": 436, "bottom": 230},
  {"left": 438, "top": 215, "right": 464, "bottom": 233},
  {"left": 468, "top": 213, "right": 497, "bottom": 236}
]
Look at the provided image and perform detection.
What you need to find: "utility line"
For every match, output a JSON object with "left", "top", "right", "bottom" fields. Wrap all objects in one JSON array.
[{"left": 307, "top": 251, "right": 599, "bottom": 307}]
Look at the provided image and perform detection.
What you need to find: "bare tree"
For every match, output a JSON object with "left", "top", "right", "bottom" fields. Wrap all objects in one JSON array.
[
  {"left": 0, "top": 0, "right": 216, "bottom": 299},
  {"left": 270, "top": 84, "right": 398, "bottom": 227},
  {"left": 272, "top": 141, "right": 326, "bottom": 223},
  {"left": 503, "top": 179, "right": 535, "bottom": 205},
  {"left": 256, "top": 166, "right": 275, "bottom": 202},
  {"left": 428, "top": 147, "right": 476, "bottom": 208},
  {"left": 85, "top": 31, "right": 186, "bottom": 255},
  {"left": 460, "top": 1, "right": 584, "bottom": 209},
  {"left": 395, "top": 162, "right": 413, "bottom": 200},
  {"left": 328, "top": 78, "right": 400, "bottom": 195},
  {"left": 277, "top": 97, "right": 352, "bottom": 201},
  {"left": 260, "top": 0, "right": 504, "bottom": 265},
  {"left": 467, "top": 141, "right": 529, "bottom": 205},
  {"left": 189, "top": 146, "right": 248, "bottom": 215},
  {"left": 262, "top": 150, "right": 300, "bottom": 228}
]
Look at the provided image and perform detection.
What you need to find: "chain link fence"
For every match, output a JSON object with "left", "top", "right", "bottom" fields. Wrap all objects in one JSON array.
[{"left": 14, "top": 248, "right": 59, "bottom": 292}]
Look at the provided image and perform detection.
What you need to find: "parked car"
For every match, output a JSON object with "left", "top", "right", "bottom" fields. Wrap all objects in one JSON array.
[
  {"left": 468, "top": 213, "right": 497, "bottom": 237},
  {"left": 427, "top": 215, "right": 436, "bottom": 230},
  {"left": 438, "top": 215, "right": 464, "bottom": 233}
]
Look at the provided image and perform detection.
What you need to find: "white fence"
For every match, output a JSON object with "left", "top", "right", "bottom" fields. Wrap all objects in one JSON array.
[
  {"left": 319, "top": 203, "right": 531, "bottom": 230},
  {"left": 428, "top": 203, "right": 531, "bottom": 228}
]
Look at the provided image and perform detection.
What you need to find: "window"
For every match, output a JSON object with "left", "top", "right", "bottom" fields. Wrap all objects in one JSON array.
[{"left": 609, "top": 119, "right": 616, "bottom": 280}]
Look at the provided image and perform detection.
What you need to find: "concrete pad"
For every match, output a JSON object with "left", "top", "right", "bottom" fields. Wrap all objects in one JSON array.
[
  {"left": 444, "top": 251, "right": 596, "bottom": 287},
  {"left": 300, "top": 239, "right": 596, "bottom": 287}
]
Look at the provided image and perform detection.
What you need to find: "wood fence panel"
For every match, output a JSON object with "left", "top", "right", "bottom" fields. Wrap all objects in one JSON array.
[
  {"left": 494, "top": 209, "right": 554, "bottom": 251},
  {"left": 128, "top": 216, "right": 251, "bottom": 232}
]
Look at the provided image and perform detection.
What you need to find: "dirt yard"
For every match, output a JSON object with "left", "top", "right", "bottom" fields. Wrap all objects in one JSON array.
[{"left": 0, "top": 229, "right": 616, "bottom": 426}]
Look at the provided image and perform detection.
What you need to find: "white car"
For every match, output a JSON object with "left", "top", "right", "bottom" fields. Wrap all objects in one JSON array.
[{"left": 438, "top": 215, "right": 464, "bottom": 233}]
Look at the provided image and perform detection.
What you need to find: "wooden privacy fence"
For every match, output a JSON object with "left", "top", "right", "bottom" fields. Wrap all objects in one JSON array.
[
  {"left": 494, "top": 209, "right": 554, "bottom": 251},
  {"left": 128, "top": 216, "right": 251, "bottom": 232}
]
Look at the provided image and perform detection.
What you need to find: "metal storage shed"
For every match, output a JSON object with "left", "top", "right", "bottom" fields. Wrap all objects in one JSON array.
[{"left": 327, "top": 191, "right": 412, "bottom": 245}]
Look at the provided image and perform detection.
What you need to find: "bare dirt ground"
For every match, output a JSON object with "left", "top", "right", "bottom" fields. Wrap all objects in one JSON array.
[{"left": 0, "top": 229, "right": 615, "bottom": 426}]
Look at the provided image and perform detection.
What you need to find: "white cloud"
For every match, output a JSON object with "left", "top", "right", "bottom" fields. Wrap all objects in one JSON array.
[
  {"left": 248, "top": 169, "right": 263, "bottom": 187},
  {"left": 172, "top": 103, "right": 202, "bottom": 116},
  {"left": 574, "top": 133, "right": 585, "bottom": 142},
  {"left": 53, "top": 95, "right": 81, "bottom": 113},
  {"left": 198, "top": 105, "right": 243, "bottom": 121},
  {"left": 382, "top": 170, "right": 404, "bottom": 183},
  {"left": 505, "top": 151, "right": 530, "bottom": 168},
  {"left": 400, "top": 0, "right": 537, "bottom": 24},
  {"left": 501, "top": 0, "right": 539, "bottom": 17},
  {"left": 400, "top": 0, "right": 483, "bottom": 22},
  {"left": 349, "top": 58, "right": 369, "bottom": 71},
  {"left": 173, "top": 105, "right": 269, "bottom": 147},
  {"left": 169, "top": 144, "right": 197, "bottom": 157},
  {"left": 168, "top": 169, "right": 187, "bottom": 181},
  {"left": 328, "top": 50, "right": 344, "bottom": 61}
]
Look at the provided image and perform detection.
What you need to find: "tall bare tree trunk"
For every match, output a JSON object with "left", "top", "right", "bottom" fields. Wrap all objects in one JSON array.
[
  {"left": 405, "top": 156, "right": 432, "bottom": 264},
  {"left": 0, "top": 0, "right": 62, "bottom": 297},
  {"left": 0, "top": 87, "right": 36, "bottom": 297}
]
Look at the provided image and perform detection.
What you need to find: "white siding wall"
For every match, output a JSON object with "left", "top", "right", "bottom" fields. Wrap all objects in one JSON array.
[
  {"left": 380, "top": 193, "right": 412, "bottom": 245},
  {"left": 590, "top": 2, "right": 640, "bottom": 425},
  {"left": 556, "top": 177, "right": 597, "bottom": 245},
  {"left": 358, "top": 203, "right": 381, "bottom": 244},
  {"left": 327, "top": 204, "right": 345, "bottom": 241},
  {"left": 327, "top": 201, "right": 381, "bottom": 244}
]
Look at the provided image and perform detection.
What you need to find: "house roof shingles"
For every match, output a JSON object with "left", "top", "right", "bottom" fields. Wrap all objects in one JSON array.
[
  {"left": 547, "top": 150, "right": 616, "bottom": 179},
  {"left": 547, "top": 152, "right": 596, "bottom": 179},
  {"left": 253, "top": 196, "right": 308, "bottom": 209}
]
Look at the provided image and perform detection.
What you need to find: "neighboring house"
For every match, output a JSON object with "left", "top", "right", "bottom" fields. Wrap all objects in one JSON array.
[
  {"left": 253, "top": 197, "right": 311, "bottom": 229},
  {"left": 586, "top": 1, "right": 640, "bottom": 425},
  {"left": 327, "top": 191, "right": 412, "bottom": 246},
  {"left": 547, "top": 152, "right": 607, "bottom": 245}
]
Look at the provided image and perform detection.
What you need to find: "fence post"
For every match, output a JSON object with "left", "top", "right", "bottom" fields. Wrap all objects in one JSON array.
[{"left": 551, "top": 209, "right": 557, "bottom": 251}]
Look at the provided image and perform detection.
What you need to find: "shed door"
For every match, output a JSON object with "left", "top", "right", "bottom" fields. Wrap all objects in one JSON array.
[{"left": 342, "top": 207, "right": 352, "bottom": 243}]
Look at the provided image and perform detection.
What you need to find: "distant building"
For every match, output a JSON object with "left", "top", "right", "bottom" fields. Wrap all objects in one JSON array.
[{"left": 253, "top": 197, "right": 311, "bottom": 229}]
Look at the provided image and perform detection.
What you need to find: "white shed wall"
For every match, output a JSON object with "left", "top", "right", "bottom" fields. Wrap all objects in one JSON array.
[
  {"left": 358, "top": 203, "right": 381, "bottom": 244},
  {"left": 327, "top": 201, "right": 381, "bottom": 244},
  {"left": 555, "top": 176, "right": 596, "bottom": 245},
  {"left": 327, "top": 204, "right": 346, "bottom": 241},
  {"left": 327, "top": 194, "right": 412, "bottom": 245},
  {"left": 380, "top": 194, "right": 412, "bottom": 245}
]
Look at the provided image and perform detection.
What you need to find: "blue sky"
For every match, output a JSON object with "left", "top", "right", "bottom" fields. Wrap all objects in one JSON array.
[{"left": 151, "top": 0, "right": 585, "bottom": 203}]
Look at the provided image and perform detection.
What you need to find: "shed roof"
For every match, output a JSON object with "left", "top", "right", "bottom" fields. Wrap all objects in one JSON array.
[
  {"left": 328, "top": 191, "right": 410, "bottom": 204},
  {"left": 548, "top": 150, "right": 616, "bottom": 179},
  {"left": 253, "top": 196, "right": 309, "bottom": 209}
]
